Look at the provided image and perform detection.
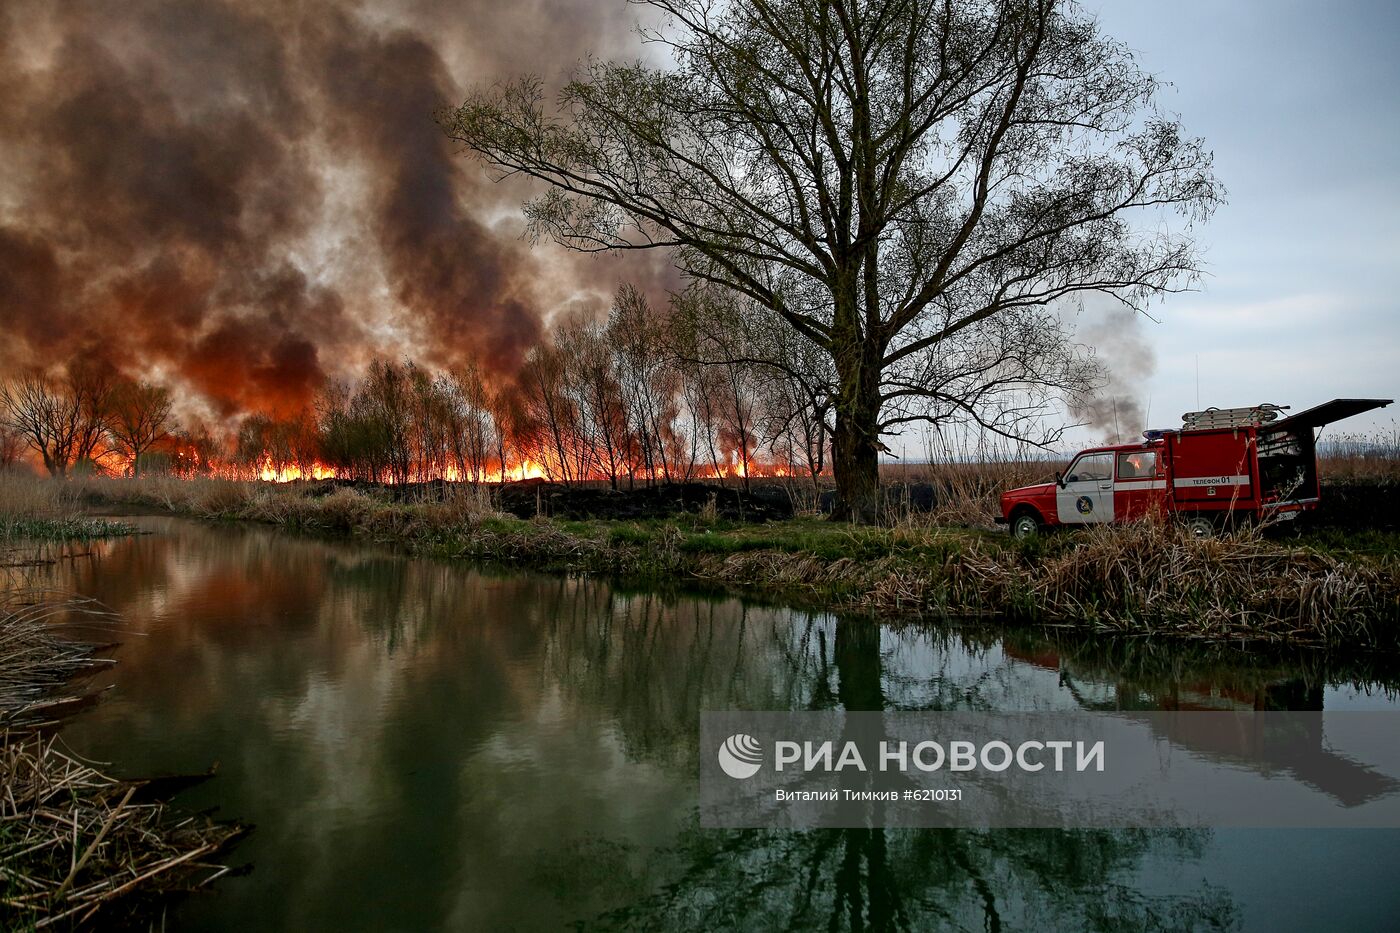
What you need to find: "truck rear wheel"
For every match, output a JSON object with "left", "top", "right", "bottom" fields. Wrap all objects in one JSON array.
[
  {"left": 1183, "top": 515, "right": 1216, "bottom": 539},
  {"left": 1010, "top": 513, "right": 1042, "bottom": 539}
]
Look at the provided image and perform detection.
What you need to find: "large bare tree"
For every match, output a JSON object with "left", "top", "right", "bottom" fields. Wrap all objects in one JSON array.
[
  {"left": 66, "top": 359, "right": 116, "bottom": 469},
  {"left": 109, "top": 379, "right": 173, "bottom": 477},
  {"left": 0, "top": 373, "right": 82, "bottom": 477},
  {"left": 446, "top": 0, "right": 1221, "bottom": 520}
]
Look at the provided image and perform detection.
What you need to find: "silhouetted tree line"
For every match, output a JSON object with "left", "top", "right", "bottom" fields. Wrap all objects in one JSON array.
[
  {"left": 305, "top": 284, "right": 834, "bottom": 489},
  {"left": 1, "top": 285, "right": 834, "bottom": 488},
  {"left": 0, "top": 360, "right": 174, "bottom": 477}
]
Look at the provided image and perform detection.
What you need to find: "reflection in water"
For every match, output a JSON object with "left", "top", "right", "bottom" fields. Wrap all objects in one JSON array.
[{"left": 20, "top": 517, "right": 1400, "bottom": 931}]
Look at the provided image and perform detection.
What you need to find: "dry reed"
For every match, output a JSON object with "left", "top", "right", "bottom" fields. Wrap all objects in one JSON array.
[
  {"left": 74, "top": 476, "right": 505, "bottom": 535},
  {"left": 0, "top": 736, "right": 243, "bottom": 929},
  {"left": 0, "top": 591, "right": 114, "bottom": 731},
  {"left": 1316, "top": 426, "right": 1400, "bottom": 484},
  {"left": 0, "top": 572, "right": 242, "bottom": 926},
  {"left": 0, "top": 474, "right": 135, "bottom": 542},
  {"left": 687, "top": 520, "right": 1400, "bottom": 650}
]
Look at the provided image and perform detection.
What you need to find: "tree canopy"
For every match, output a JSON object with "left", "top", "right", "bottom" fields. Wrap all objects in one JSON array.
[{"left": 445, "top": 0, "right": 1222, "bottom": 520}]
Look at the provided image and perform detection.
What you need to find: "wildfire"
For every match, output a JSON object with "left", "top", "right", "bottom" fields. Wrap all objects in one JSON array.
[
  {"left": 436, "top": 460, "right": 546, "bottom": 483},
  {"left": 695, "top": 462, "right": 793, "bottom": 480},
  {"left": 98, "top": 447, "right": 796, "bottom": 485},
  {"left": 238, "top": 454, "right": 547, "bottom": 484},
  {"left": 500, "top": 459, "right": 546, "bottom": 482},
  {"left": 255, "top": 455, "right": 336, "bottom": 483}
]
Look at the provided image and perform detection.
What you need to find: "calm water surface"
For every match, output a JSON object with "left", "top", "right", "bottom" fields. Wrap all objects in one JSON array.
[{"left": 20, "top": 516, "right": 1400, "bottom": 931}]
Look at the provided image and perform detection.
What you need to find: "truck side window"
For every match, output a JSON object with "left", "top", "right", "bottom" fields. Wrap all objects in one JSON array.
[
  {"left": 1065, "top": 453, "right": 1113, "bottom": 482},
  {"left": 1116, "top": 451, "right": 1158, "bottom": 480}
]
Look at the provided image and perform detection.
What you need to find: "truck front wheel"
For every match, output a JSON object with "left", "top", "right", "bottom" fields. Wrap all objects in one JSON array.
[
  {"left": 1010, "top": 512, "right": 1042, "bottom": 539},
  {"left": 1183, "top": 515, "right": 1216, "bottom": 539}
]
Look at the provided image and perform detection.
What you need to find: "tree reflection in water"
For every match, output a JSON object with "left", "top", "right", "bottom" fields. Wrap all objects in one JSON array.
[
  {"left": 28, "top": 518, "right": 1399, "bottom": 931},
  {"left": 580, "top": 617, "right": 1238, "bottom": 932}
]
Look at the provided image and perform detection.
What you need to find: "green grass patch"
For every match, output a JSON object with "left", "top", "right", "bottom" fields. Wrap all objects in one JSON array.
[
  {"left": 0, "top": 515, "right": 139, "bottom": 541},
  {"left": 1294, "top": 527, "right": 1400, "bottom": 560}
]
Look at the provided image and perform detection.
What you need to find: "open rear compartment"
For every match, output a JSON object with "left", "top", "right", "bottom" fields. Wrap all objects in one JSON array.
[
  {"left": 1256, "top": 427, "right": 1318, "bottom": 505},
  {"left": 1257, "top": 399, "right": 1393, "bottom": 508}
]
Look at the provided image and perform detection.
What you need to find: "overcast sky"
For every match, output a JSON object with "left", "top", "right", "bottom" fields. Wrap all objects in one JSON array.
[{"left": 1060, "top": 0, "right": 1400, "bottom": 446}]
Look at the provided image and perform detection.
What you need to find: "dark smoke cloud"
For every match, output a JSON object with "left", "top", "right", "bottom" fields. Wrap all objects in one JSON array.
[
  {"left": 0, "top": 0, "right": 671, "bottom": 425},
  {"left": 1072, "top": 305, "right": 1160, "bottom": 444}
]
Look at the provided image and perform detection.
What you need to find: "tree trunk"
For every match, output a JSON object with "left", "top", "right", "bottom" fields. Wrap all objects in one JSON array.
[
  {"left": 832, "top": 403, "right": 880, "bottom": 523},
  {"left": 830, "top": 280, "right": 882, "bottom": 523}
]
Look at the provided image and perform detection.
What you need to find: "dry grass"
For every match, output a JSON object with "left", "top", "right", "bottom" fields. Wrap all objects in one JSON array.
[
  {"left": 981, "top": 521, "right": 1398, "bottom": 647},
  {"left": 0, "top": 473, "right": 68, "bottom": 517},
  {"left": 0, "top": 736, "right": 243, "bottom": 929},
  {"left": 0, "top": 523, "right": 242, "bottom": 926},
  {"left": 74, "top": 476, "right": 505, "bottom": 536},
  {"left": 888, "top": 458, "right": 1057, "bottom": 527},
  {"left": 0, "top": 591, "right": 114, "bottom": 732},
  {"left": 1317, "top": 427, "right": 1400, "bottom": 484},
  {"left": 686, "top": 519, "right": 1400, "bottom": 650},
  {"left": 880, "top": 432, "right": 1061, "bottom": 527},
  {"left": 0, "top": 474, "right": 135, "bottom": 542}
]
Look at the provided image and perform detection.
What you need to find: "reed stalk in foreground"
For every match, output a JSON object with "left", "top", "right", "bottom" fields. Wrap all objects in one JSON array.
[
  {"left": 0, "top": 591, "right": 114, "bottom": 731},
  {"left": 0, "top": 590, "right": 243, "bottom": 928},
  {"left": 0, "top": 736, "right": 244, "bottom": 929}
]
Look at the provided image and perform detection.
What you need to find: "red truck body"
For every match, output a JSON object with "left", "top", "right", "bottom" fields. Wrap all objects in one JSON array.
[{"left": 998, "top": 398, "right": 1392, "bottom": 536}]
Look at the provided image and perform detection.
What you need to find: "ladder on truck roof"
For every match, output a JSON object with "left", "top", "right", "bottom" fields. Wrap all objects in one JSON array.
[{"left": 1181, "top": 404, "right": 1289, "bottom": 431}]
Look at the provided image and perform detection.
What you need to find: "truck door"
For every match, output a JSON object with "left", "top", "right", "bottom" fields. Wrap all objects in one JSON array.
[
  {"left": 1056, "top": 452, "right": 1115, "bottom": 524},
  {"left": 1113, "top": 449, "right": 1166, "bottom": 520}
]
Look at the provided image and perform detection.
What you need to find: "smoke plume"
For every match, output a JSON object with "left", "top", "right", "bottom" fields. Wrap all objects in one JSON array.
[
  {"left": 0, "top": 0, "right": 668, "bottom": 424},
  {"left": 1072, "top": 306, "right": 1159, "bottom": 444}
]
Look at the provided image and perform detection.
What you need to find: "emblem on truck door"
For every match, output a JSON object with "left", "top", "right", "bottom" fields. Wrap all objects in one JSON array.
[{"left": 1076, "top": 496, "right": 1093, "bottom": 514}]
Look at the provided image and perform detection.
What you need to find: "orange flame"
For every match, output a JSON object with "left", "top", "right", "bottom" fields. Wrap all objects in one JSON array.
[
  {"left": 109, "top": 446, "right": 801, "bottom": 484},
  {"left": 255, "top": 454, "right": 336, "bottom": 483}
]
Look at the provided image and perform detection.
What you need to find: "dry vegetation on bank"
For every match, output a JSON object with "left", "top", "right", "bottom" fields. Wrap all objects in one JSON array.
[
  {"left": 1, "top": 737, "right": 243, "bottom": 929},
  {"left": 1316, "top": 429, "right": 1400, "bottom": 484},
  {"left": 63, "top": 473, "right": 1400, "bottom": 652},
  {"left": 0, "top": 488, "right": 240, "bottom": 929},
  {"left": 0, "top": 476, "right": 137, "bottom": 543}
]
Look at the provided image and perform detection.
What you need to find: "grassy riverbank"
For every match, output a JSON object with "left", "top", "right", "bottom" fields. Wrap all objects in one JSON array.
[
  {"left": 57, "top": 474, "right": 1400, "bottom": 652},
  {"left": 0, "top": 477, "right": 137, "bottom": 543}
]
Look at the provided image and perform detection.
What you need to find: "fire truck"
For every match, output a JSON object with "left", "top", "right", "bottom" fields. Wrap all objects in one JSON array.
[{"left": 997, "top": 398, "right": 1392, "bottom": 538}]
